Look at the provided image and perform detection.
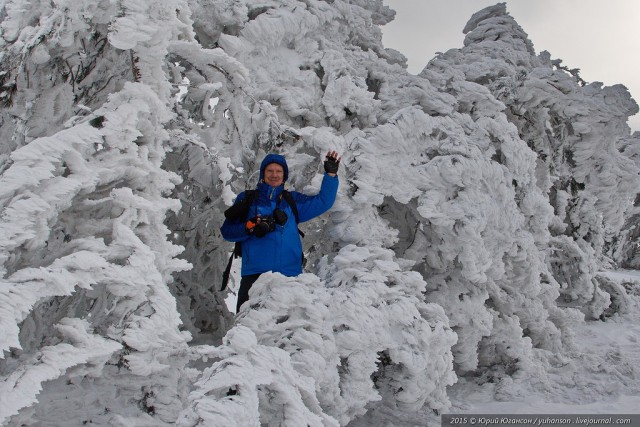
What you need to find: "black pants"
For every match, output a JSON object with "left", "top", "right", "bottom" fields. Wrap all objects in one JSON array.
[{"left": 236, "top": 273, "right": 261, "bottom": 313}]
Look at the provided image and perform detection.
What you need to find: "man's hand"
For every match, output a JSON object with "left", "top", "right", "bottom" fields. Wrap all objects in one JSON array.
[{"left": 324, "top": 151, "right": 341, "bottom": 176}]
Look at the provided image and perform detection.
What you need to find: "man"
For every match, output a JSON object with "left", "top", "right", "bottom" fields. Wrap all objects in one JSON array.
[{"left": 221, "top": 151, "right": 340, "bottom": 312}]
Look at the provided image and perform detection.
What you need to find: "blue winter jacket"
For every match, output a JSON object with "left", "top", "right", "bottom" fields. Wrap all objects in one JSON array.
[{"left": 220, "top": 154, "right": 339, "bottom": 277}]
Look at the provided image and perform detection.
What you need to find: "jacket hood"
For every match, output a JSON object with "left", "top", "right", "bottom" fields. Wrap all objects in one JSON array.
[{"left": 260, "top": 153, "right": 289, "bottom": 183}]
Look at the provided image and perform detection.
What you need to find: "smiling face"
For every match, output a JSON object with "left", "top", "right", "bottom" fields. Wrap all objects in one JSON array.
[{"left": 263, "top": 163, "right": 285, "bottom": 187}]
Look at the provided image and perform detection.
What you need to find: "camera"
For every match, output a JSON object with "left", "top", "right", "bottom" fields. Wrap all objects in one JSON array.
[
  {"left": 254, "top": 215, "right": 276, "bottom": 237},
  {"left": 273, "top": 208, "right": 288, "bottom": 226}
]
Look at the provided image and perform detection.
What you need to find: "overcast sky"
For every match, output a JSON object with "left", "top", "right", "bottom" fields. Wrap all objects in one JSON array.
[{"left": 381, "top": 0, "right": 640, "bottom": 131}]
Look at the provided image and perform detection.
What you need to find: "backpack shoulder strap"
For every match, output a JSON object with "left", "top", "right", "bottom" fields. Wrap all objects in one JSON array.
[
  {"left": 244, "top": 189, "right": 258, "bottom": 205},
  {"left": 282, "top": 190, "right": 304, "bottom": 238},
  {"left": 281, "top": 190, "right": 299, "bottom": 223}
]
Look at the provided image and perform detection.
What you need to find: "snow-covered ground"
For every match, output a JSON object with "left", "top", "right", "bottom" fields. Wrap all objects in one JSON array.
[
  {"left": 452, "top": 270, "right": 640, "bottom": 414},
  {"left": 452, "top": 318, "right": 640, "bottom": 414},
  {"left": 351, "top": 270, "right": 640, "bottom": 426}
]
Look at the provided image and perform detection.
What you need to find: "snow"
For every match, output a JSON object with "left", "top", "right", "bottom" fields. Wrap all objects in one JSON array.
[
  {"left": 0, "top": 318, "right": 121, "bottom": 423},
  {"left": 451, "top": 314, "right": 640, "bottom": 415},
  {"left": 598, "top": 269, "right": 640, "bottom": 284},
  {"left": 350, "top": 309, "right": 640, "bottom": 426},
  {"left": 1, "top": 0, "right": 640, "bottom": 425}
]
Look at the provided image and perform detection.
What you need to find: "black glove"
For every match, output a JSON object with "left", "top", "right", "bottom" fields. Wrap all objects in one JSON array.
[{"left": 324, "top": 155, "right": 340, "bottom": 174}]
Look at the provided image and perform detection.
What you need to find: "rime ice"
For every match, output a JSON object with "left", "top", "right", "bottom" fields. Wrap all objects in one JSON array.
[{"left": 0, "top": 1, "right": 639, "bottom": 426}]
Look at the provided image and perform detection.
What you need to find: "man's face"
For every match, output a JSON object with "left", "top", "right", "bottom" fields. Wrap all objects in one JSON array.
[{"left": 264, "top": 163, "right": 284, "bottom": 187}]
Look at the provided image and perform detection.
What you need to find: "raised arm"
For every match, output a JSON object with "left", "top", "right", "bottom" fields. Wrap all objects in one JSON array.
[{"left": 294, "top": 151, "right": 340, "bottom": 222}]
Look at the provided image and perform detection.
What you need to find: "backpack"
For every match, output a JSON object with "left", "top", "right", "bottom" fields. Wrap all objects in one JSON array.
[{"left": 220, "top": 190, "right": 304, "bottom": 291}]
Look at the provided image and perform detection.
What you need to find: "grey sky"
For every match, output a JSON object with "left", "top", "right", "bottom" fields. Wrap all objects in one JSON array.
[{"left": 381, "top": 0, "right": 640, "bottom": 131}]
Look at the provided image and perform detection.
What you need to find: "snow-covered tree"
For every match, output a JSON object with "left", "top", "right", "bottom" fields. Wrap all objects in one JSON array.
[
  {"left": 173, "top": 0, "right": 460, "bottom": 422},
  {"left": 1, "top": 0, "right": 639, "bottom": 425},
  {"left": 0, "top": 0, "right": 198, "bottom": 423},
  {"left": 181, "top": 255, "right": 456, "bottom": 426},
  {"left": 613, "top": 133, "right": 640, "bottom": 269},
  {"left": 0, "top": 0, "right": 456, "bottom": 424},
  {"left": 422, "top": 4, "right": 639, "bottom": 323}
]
